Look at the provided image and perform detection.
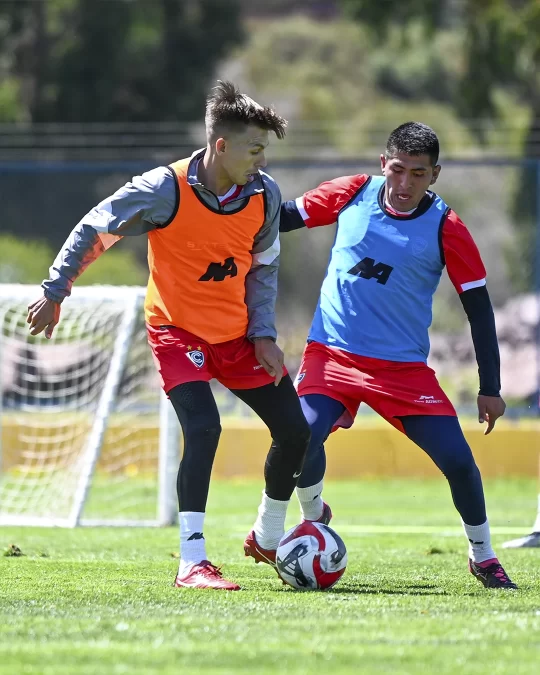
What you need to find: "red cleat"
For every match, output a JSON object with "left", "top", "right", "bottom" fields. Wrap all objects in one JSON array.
[
  {"left": 174, "top": 560, "right": 240, "bottom": 590},
  {"left": 244, "top": 530, "right": 277, "bottom": 567},
  {"left": 302, "top": 501, "right": 333, "bottom": 526}
]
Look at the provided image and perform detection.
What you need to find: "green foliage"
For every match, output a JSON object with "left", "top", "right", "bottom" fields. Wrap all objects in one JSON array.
[
  {"left": 79, "top": 245, "right": 148, "bottom": 287},
  {"left": 0, "top": 0, "right": 245, "bottom": 123},
  {"left": 0, "top": 78, "right": 24, "bottom": 122},
  {"left": 243, "top": 17, "right": 374, "bottom": 118},
  {"left": 0, "top": 236, "right": 54, "bottom": 284},
  {"left": 241, "top": 17, "right": 477, "bottom": 156},
  {"left": 341, "top": 0, "right": 444, "bottom": 39},
  {"left": 0, "top": 234, "right": 147, "bottom": 286}
]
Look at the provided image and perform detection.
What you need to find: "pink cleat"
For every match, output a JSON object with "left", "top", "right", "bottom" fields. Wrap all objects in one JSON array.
[{"left": 469, "top": 558, "right": 517, "bottom": 589}]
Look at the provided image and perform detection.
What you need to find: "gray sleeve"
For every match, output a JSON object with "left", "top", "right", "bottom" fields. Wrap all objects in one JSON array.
[
  {"left": 42, "top": 167, "right": 178, "bottom": 303},
  {"left": 245, "top": 172, "right": 281, "bottom": 341}
]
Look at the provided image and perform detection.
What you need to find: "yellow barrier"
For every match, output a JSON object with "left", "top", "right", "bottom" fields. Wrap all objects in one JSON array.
[
  {"left": 2, "top": 417, "right": 539, "bottom": 478},
  {"left": 215, "top": 419, "right": 540, "bottom": 479}
]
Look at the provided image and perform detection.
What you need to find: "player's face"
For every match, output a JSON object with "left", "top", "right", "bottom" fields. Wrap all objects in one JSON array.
[
  {"left": 380, "top": 153, "right": 441, "bottom": 212},
  {"left": 217, "top": 126, "right": 269, "bottom": 186}
]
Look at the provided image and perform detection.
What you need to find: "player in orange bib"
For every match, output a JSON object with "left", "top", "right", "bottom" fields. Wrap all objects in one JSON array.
[{"left": 27, "top": 82, "right": 311, "bottom": 591}]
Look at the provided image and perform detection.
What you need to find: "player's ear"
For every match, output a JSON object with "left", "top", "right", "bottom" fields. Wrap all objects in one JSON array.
[
  {"left": 216, "top": 138, "right": 227, "bottom": 155},
  {"left": 430, "top": 165, "right": 441, "bottom": 185},
  {"left": 380, "top": 154, "right": 387, "bottom": 174}
]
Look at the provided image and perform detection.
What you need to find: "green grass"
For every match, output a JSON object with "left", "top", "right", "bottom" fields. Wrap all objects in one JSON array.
[{"left": 1, "top": 479, "right": 540, "bottom": 675}]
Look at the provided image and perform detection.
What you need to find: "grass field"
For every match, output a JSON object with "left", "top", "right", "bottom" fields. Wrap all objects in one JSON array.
[{"left": 1, "top": 478, "right": 540, "bottom": 675}]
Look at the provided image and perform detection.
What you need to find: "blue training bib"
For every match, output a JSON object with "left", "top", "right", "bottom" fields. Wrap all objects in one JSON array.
[{"left": 308, "top": 176, "right": 449, "bottom": 362}]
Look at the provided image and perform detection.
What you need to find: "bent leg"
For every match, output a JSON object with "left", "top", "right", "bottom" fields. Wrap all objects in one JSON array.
[
  {"left": 295, "top": 394, "right": 345, "bottom": 521},
  {"left": 400, "top": 415, "right": 497, "bottom": 563},
  {"left": 231, "top": 375, "right": 311, "bottom": 549},
  {"left": 297, "top": 394, "right": 345, "bottom": 488},
  {"left": 231, "top": 374, "right": 311, "bottom": 501}
]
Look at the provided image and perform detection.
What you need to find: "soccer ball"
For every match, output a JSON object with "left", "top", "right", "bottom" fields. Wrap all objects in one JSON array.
[{"left": 276, "top": 521, "right": 347, "bottom": 590}]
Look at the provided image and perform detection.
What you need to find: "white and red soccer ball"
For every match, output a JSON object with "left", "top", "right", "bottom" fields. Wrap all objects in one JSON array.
[{"left": 276, "top": 521, "right": 347, "bottom": 590}]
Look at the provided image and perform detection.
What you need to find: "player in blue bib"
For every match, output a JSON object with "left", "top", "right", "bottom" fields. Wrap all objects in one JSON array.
[{"left": 244, "top": 122, "right": 516, "bottom": 590}]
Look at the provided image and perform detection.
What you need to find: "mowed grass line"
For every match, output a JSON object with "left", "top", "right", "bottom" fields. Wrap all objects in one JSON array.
[{"left": 1, "top": 479, "right": 540, "bottom": 675}]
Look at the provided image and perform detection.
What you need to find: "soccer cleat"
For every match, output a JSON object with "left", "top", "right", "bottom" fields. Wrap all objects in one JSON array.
[
  {"left": 469, "top": 558, "right": 518, "bottom": 589},
  {"left": 302, "top": 501, "right": 333, "bottom": 526},
  {"left": 174, "top": 560, "right": 240, "bottom": 590},
  {"left": 502, "top": 532, "right": 540, "bottom": 549},
  {"left": 243, "top": 530, "right": 277, "bottom": 567}
]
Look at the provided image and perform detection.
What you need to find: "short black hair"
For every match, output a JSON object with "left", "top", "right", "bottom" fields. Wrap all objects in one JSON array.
[
  {"left": 386, "top": 122, "right": 439, "bottom": 166},
  {"left": 205, "top": 81, "right": 287, "bottom": 142}
]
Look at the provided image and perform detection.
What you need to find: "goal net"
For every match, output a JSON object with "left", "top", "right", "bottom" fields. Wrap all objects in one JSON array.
[{"left": 0, "top": 284, "right": 179, "bottom": 527}]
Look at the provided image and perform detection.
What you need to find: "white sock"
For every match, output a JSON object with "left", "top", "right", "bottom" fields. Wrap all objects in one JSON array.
[
  {"left": 296, "top": 480, "right": 324, "bottom": 520},
  {"left": 462, "top": 519, "right": 497, "bottom": 563},
  {"left": 178, "top": 511, "right": 207, "bottom": 574},
  {"left": 532, "top": 494, "right": 540, "bottom": 532},
  {"left": 253, "top": 491, "right": 289, "bottom": 550}
]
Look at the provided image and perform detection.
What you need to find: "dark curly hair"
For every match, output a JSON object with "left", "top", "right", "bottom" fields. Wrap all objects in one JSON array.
[{"left": 386, "top": 122, "right": 439, "bottom": 166}]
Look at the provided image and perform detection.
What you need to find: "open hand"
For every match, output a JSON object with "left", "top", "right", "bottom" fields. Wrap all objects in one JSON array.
[
  {"left": 477, "top": 394, "right": 506, "bottom": 435},
  {"left": 27, "top": 295, "right": 61, "bottom": 339},
  {"left": 254, "top": 338, "right": 284, "bottom": 386}
]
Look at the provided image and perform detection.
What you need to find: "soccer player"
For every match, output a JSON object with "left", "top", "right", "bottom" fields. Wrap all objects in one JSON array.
[
  {"left": 26, "top": 81, "right": 310, "bottom": 591},
  {"left": 503, "top": 456, "right": 540, "bottom": 548},
  {"left": 246, "top": 122, "right": 517, "bottom": 589}
]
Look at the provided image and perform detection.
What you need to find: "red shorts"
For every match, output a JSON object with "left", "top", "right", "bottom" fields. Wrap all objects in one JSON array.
[
  {"left": 147, "top": 324, "right": 286, "bottom": 393},
  {"left": 295, "top": 341, "right": 456, "bottom": 433}
]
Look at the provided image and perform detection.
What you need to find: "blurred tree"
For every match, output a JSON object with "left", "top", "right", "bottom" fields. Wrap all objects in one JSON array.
[
  {"left": 0, "top": 236, "right": 54, "bottom": 284},
  {"left": 341, "top": 0, "right": 540, "bottom": 292},
  {"left": 340, "top": 0, "right": 446, "bottom": 39},
  {"left": 0, "top": 0, "right": 244, "bottom": 123},
  {"left": 0, "top": 234, "right": 147, "bottom": 286},
  {"left": 238, "top": 0, "right": 339, "bottom": 19}
]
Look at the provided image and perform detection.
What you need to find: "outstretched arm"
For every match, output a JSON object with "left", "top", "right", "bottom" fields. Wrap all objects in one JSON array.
[
  {"left": 27, "top": 166, "right": 177, "bottom": 338},
  {"left": 279, "top": 174, "right": 370, "bottom": 232}
]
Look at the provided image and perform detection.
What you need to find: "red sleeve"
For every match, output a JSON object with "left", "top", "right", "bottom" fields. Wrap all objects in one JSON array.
[
  {"left": 442, "top": 209, "right": 486, "bottom": 294},
  {"left": 297, "top": 174, "right": 370, "bottom": 228}
]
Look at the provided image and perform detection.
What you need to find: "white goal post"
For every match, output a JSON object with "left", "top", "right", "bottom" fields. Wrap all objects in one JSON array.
[{"left": 0, "top": 284, "right": 180, "bottom": 527}]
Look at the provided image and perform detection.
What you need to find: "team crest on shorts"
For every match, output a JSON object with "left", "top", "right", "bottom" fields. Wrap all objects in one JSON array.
[{"left": 186, "top": 350, "right": 205, "bottom": 368}]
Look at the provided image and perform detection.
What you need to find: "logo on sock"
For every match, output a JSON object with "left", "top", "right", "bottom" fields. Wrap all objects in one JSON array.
[{"left": 187, "top": 532, "right": 205, "bottom": 541}]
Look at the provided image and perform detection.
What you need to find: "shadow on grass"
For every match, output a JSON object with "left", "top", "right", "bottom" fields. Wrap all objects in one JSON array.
[
  {"left": 276, "top": 582, "right": 450, "bottom": 596},
  {"left": 331, "top": 583, "right": 449, "bottom": 596}
]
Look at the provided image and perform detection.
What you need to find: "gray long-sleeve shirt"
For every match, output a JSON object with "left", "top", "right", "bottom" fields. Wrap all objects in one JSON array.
[{"left": 42, "top": 149, "right": 282, "bottom": 340}]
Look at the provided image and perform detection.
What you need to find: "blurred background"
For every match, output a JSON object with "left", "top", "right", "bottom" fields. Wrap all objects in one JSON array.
[{"left": 0, "top": 0, "right": 539, "bottom": 416}]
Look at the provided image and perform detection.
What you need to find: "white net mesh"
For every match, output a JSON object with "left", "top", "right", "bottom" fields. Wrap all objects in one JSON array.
[{"left": 0, "top": 285, "right": 170, "bottom": 526}]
